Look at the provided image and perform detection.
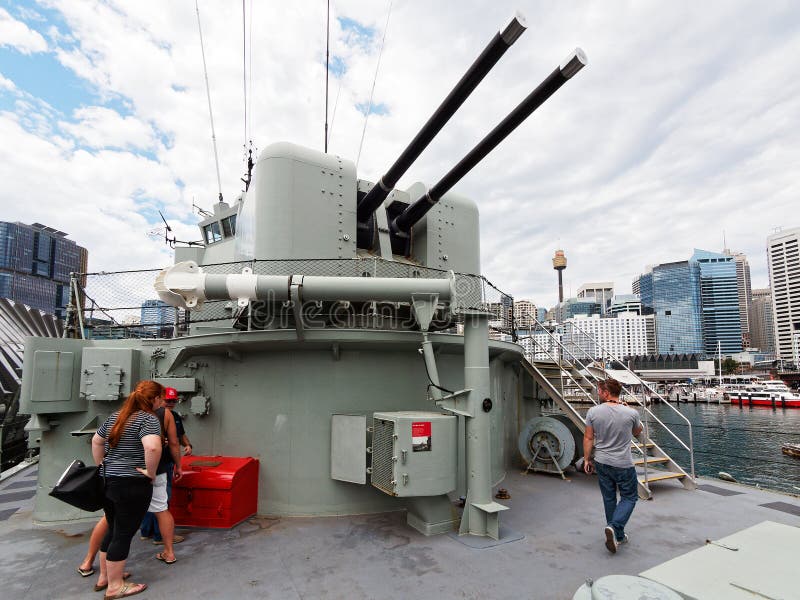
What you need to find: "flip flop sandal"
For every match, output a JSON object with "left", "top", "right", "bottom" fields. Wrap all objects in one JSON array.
[
  {"left": 94, "top": 572, "right": 131, "bottom": 592},
  {"left": 155, "top": 552, "right": 177, "bottom": 565},
  {"left": 77, "top": 567, "right": 95, "bottom": 577},
  {"left": 103, "top": 582, "right": 147, "bottom": 600}
]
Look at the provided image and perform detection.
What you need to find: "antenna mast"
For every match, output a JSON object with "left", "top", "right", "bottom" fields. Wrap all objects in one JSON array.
[
  {"left": 325, "top": 0, "right": 330, "bottom": 153},
  {"left": 195, "top": 0, "right": 224, "bottom": 202}
]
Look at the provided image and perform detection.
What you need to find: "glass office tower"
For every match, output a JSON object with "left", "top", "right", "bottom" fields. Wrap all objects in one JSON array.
[
  {"left": 638, "top": 261, "right": 703, "bottom": 354},
  {"left": 0, "top": 222, "right": 88, "bottom": 317},
  {"left": 691, "top": 249, "right": 742, "bottom": 355}
]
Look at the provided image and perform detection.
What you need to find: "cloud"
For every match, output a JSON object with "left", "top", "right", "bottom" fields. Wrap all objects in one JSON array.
[
  {"left": 0, "top": 71, "right": 16, "bottom": 92},
  {"left": 0, "top": 0, "right": 798, "bottom": 314},
  {"left": 59, "top": 106, "right": 158, "bottom": 152},
  {"left": 0, "top": 7, "right": 48, "bottom": 54}
]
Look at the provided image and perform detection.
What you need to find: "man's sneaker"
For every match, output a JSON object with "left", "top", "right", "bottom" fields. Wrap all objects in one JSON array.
[
  {"left": 604, "top": 526, "right": 617, "bottom": 554},
  {"left": 617, "top": 534, "right": 629, "bottom": 545}
]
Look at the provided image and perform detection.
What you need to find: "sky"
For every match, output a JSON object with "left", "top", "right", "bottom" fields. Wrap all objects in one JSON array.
[{"left": 0, "top": 0, "right": 798, "bottom": 310}]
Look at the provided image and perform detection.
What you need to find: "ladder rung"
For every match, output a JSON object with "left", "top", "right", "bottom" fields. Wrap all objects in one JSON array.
[
  {"left": 634, "top": 457, "right": 670, "bottom": 466},
  {"left": 640, "top": 472, "right": 684, "bottom": 482}
]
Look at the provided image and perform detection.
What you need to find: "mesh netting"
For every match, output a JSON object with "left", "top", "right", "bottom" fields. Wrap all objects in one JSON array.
[{"left": 73, "top": 257, "right": 514, "bottom": 340}]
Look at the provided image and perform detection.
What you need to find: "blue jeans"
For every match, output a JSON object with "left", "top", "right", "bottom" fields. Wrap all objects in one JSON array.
[
  {"left": 140, "top": 468, "right": 174, "bottom": 541},
  {"left": 595, "top": 461, "right": 638, "bottom": 541}
]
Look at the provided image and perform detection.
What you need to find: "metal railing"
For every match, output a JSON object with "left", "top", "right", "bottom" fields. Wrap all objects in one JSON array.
[
  {"left": 518, "top": 323, "right": 598, "bottom": 408},
  {"left": 65, "top": 257, "right": 517, "bottom": 341},
  {"left": 564, "top": 319, "right": 695, "bottom": 481}
]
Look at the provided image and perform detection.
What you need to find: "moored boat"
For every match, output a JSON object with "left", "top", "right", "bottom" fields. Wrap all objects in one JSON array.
[{"left": 724, "top": 382, "right": 800, "bottom": 408}]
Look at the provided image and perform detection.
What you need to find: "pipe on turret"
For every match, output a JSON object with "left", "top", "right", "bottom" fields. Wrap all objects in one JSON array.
[
  {"left": 155, "top": 261, "right": 455, "bottom": 310},
  {"left": 355, "top": 13, "right": 528, "bottom": 224},
  {"left": 391, "top": 48, "right": 587, "bottom": 237}
]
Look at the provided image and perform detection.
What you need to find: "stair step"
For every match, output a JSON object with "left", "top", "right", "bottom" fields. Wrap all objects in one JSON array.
[
  {"left": 634, "top": 457, "right": 670, "bottom": 466},
  {"left": 640, "top": 472, "right": 684, "bottom": 482},
  {"left": 632, "top": 441, "right": 655, "bottom": 449}
]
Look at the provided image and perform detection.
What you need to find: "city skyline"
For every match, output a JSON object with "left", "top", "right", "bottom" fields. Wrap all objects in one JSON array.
[{"left": 0, "top": 2, "right": 797, "bottom": 308}]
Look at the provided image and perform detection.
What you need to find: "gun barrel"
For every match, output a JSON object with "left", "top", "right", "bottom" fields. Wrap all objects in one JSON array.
[
  {"left": 392, "top": 48, "right": 587, "bottom": 235},
  {"left": 356, "top": 14, "right": 527, "bottom": 223}
]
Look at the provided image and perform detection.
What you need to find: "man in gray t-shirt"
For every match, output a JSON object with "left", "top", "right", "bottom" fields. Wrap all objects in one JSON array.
[{"left": 583, "top": 378, "right": 643, "bottom": 554}]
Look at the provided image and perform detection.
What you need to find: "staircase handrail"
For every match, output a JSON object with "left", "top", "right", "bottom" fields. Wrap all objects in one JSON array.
[
  {"left": 522, "top": 319, "right": 605, "bottom": 394},
  {"left": 522, "top": 335, "right": 598, "bottom": 406},
  {"left": 566, "top": 318, "right": 695, "bottom": 480}
]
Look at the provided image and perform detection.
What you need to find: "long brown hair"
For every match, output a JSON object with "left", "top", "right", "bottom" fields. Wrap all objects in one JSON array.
[{"left": 108, "top": 380, "right": 164, "bottom": 447}]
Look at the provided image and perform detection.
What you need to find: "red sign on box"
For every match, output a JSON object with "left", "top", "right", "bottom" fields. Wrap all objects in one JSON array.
[{"left": 412, "top": 421, "right": 432, "bottom": 452}]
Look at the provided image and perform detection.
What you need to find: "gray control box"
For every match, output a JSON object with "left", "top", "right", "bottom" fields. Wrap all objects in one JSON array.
[{"left": 370, "top": 411, "right": 456, "bottom": 497}]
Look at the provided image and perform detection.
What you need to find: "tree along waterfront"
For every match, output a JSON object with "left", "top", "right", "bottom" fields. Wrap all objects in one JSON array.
[{"left": 648, "top": 402, "right": 800, "bottom": 495}]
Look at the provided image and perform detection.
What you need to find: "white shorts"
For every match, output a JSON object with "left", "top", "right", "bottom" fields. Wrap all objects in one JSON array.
[{"left": 147, "top": 473, "right": 168, "bottom": 512}]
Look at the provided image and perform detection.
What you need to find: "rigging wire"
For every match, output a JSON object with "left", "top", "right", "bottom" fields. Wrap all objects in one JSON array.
[
  {"left": 355, "top": 0, "right": 393, "bottom": 170},
  {"left": 195, "top": 0, "right": 224, "bottom": 202},
  {"left": 326, "top": 29, "right": 352, "bottom": 148},
  {"left": 248, "top": 0, "right": 253, "bottom": 143},
  {"left": 242, "top": 0, "right": 247, "bottom": 149},
  {"left": 324, "top": 0, "right": 330, "bottom": 153}
]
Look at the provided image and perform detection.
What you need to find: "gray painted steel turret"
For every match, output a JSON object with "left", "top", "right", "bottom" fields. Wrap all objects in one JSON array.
[{"left": 19, "top": 14, "right": 587, "bottom": 540}]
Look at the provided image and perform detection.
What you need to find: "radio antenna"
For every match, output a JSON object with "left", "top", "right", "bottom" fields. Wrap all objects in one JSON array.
[{"left": 195, "top": 0, "right": 224, "bottom": 203}]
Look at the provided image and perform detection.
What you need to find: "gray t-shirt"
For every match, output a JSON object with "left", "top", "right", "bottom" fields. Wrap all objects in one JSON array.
[{"left": 585, "top": 402, "right": 642, "bottom": 468}]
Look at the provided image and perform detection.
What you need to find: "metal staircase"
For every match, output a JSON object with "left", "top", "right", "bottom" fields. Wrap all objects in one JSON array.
[{"left": 519, "top": 319, "right": 696, "bottom": 499}]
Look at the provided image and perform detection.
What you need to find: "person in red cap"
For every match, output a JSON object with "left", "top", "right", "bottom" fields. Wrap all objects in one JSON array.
[{"left": 139, "top": 387, "right": 191, "bottom": 557}]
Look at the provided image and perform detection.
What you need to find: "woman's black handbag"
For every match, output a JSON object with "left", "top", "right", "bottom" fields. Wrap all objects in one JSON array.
[{"left": 49, "top": 460, "right": 105, "bottom": 512}]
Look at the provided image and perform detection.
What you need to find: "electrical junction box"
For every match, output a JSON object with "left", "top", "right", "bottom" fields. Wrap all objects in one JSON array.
[
  {"left": 80, "top": 348, "right": 139, "bottom": 402},
  {"left": 370, "top": 411, "right": 456, "bottom": 497}
]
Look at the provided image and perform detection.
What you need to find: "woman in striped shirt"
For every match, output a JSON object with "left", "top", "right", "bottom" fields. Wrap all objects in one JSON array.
[{"left": 91, "top": 380, "right": 163, "bottom": 599}]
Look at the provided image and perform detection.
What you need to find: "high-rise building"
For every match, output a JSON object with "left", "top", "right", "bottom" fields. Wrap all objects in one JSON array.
[
  {"left": 749, "top": 288, "right": 775, "bottom": 353},
  {"left": 608, "top": 294, "right": 643, "bottom": 316},
  {"left": 723, "top": 248, "right": 753, "bottom": 348},
  {"left": 635, "top": 260, "right": 703, "bottom": 355},
  {"left": 563, "top": 313, "right": 654, "bottom": 359},
  {"left": 141, "top": 299, "right": 177, "bottom": 337},
  {"left": 633, "top": 271, "right": 653, "bottom": 311},
  {"left": 0, "top": 222, "right": 88, "bottom": 318},
  {"left": 554, "top": 297, "right": 601, "bottom": 323},
  {"left": 767, "top": 227, "right": 800, "bottom": 362},
  {"left": 577, "top": 282, "right": 614, "bottom": 315},
  {"left": 519, "top": 330, "right": 562, "bottom": 362},
  {"left": 514, "top": 300, "right": 538, "bottom": 329},
  {"left": 691, "top": 249, "right": 742, "bottom": 355}
]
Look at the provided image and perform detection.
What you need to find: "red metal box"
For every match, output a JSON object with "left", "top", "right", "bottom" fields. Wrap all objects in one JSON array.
[{"left": 170, "top": 455, "right": 259, "bottom": 529}]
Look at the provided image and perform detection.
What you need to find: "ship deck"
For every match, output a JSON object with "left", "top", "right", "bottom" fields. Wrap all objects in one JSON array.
[{"left": 1, "top": 461, "right": 798, "bottom": 599}]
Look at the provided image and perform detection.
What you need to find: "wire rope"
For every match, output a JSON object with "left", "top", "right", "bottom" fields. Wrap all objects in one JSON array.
[
  {"left": 247, "top": 0, "right": 253, "bottom": 143},
  {"left": 195, "top": 0, "right": 224, "bottom": 201},
  {"left": 242, "top": 0, "right": 247, "bottom": 149},
  {"left": 327, "top": 28, "right": 353, "bottom": 149},
  {"left": 355, "top": 0, "right": 393, "bottom": 170}
]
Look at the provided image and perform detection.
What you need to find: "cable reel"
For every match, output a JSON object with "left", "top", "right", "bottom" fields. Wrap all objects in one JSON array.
[{"left": 518, "top": 415, "right": 582, "bottom": 476}]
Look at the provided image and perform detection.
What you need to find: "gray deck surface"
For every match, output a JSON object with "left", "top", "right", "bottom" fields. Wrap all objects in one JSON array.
[{"left": 1, "top": 462, "right": 798, "bottom": 599}]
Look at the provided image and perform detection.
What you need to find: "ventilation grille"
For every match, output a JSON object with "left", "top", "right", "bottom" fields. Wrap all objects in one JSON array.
[{"left": 371, "top": 418, "right": 396, "bottom": 495}]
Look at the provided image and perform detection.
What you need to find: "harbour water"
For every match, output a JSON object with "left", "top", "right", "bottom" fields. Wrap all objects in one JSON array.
[{"left": 648, "top": 402, "right": 800, "bottom": 495}]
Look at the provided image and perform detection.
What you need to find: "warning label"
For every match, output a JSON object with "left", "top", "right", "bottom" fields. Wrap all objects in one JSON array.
[{"left": 412, "top": 421, "right": 432, "bottom": 452}]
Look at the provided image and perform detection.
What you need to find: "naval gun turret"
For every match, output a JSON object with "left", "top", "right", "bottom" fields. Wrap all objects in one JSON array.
[{"left": 20, "top": 14, "right": 587, "bottom": 541}]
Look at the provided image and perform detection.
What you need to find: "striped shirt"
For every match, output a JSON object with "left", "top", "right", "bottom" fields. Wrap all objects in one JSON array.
[{"left": 97, "top": 410, "right": 161, "bottom": 477}]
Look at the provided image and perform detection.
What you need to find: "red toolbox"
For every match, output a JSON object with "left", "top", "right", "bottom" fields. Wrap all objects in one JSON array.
[{"left": 170, "top": 455, "right": 259, "bottom": 529}]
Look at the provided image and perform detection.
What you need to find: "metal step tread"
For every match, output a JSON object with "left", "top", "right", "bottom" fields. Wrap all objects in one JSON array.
[
  {"left": 639, "top": 472, "right": 685, "bottom": 482},
  {"left": 633, "top": 457, "right": 670, "bottom": 466},
  {"left": 632, "top": 441, "right": 655, "bottom": 449}
]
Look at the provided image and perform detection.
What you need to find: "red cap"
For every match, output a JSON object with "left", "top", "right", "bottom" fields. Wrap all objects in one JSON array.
[{"left": 164, "top": 387, "right": 179, "bottom": 400}]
